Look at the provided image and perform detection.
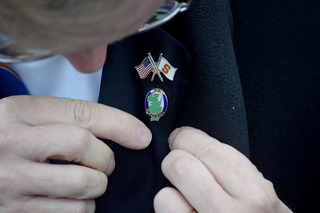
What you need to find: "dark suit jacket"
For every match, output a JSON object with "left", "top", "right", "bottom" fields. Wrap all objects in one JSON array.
[
  {"left": 95, "top": 0, "right": 320, "bottom": 212},
  {"left": 0, "top": 0, "right": 318, "bottom": 212}
]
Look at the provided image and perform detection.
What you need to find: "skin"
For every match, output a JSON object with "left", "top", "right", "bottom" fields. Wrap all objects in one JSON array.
[
  {"left": 0, "top": 96, "right": 152, "bottom": 213},
  {"left": 154, "top": 127, "right": 293, "bottom": 212},
  {"left": 0, "top": 1, "right": 160, "bottom": 212},
  {"left": 0, "top": 0, "right": 292, "bottom": 212},
  {"left": 63, "top": 44, "right": 108, "bottom": 74}
]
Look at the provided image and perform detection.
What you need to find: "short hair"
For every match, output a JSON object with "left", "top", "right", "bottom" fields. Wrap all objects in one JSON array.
[{"left": 0, "top": 0, "right": 161, "bottom": 52}]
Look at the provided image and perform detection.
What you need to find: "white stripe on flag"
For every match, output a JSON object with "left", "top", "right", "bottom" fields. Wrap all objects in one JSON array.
[{"left": 135, "top": 63, "right": 153, "bottom": 79}]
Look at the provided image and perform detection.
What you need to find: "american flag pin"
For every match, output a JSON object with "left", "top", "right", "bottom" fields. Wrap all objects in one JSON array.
[{"left": 135, "top": 53, "right": 178, "bottom": 82}]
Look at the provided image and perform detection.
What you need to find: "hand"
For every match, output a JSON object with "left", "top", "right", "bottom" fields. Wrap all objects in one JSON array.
[
  {"left": 0, "top": 96, "right": 151, "bottom": 213},
  {"left": 154, "top": 127, "right": 292, "bottom": 213}
]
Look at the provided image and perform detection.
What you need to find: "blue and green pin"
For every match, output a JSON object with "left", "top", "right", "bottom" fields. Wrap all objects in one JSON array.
[{"left": 145, "top": 88, "right": 168, "bottom": 122}]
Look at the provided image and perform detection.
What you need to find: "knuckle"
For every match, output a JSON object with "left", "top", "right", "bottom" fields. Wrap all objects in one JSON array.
[
  {"left": 168, "top": 154, "right": 193, "bottom": 177},
  {"left": 70, "top": 127, "right": 90, "bottom": 151},
  {"left": 0, "top": 167, "right": 13, "bottom": 192},
  {"left": 63, "top": 127, "right": 91, "bottom": 162},
  {"left": 0, "top": 130, "right": 12, "bottom": 151},
  {"left": 69, "top": 170, "right": 90, "bottom": 198},
  {"left": 117, "top": 114, "right": 128, "bottom": 132},
  {"left": 69, "top": 170, "right": 107, "bottom": 199},
  {"left": 111, "top": 112, "right": 130, "bottom": 135},
  {"left": 106, "top": 111, "right": 132, "bottom": 141},
  {"left": 250, "top": 180, "right": 280, "bottom": 212},
  {"left": 0, "top": 97, "right": 18, "bottom": 120},
  {"left": 72, "top": 100, "right": 94, "bottom": 127},
  {"left": 0, "top": 128, "right": 23, "bottom": 154},
  {"left": 196, "top": 143, "right": 222, "bottom": 162}
]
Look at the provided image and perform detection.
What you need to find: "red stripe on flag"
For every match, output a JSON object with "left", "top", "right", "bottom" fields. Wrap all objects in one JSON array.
[{"left": 135, "top": 64, "right": 153, "bottom": 79}]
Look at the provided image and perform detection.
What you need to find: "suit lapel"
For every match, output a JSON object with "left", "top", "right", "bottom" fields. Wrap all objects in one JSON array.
[
  {"left": 96, "top": 28, "right": 192, "bottom": 211},
  {"left": 163, "top": 0, "right": 249, "bottom": 156}
]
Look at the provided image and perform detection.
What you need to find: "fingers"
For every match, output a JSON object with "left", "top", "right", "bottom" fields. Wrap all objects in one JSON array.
[
  {"left": 22, "top": 197, "right": 95, "bottom": 213},
  {"left": 16, "top": 124, "right": 114, "bottom": 175},
  {"left": 161, "top": 150, "right": 231, "bottom": 212},
  {"left": 20, "top": 163, "right": 107, "bottom": 199},
  {"left": 163, "top": 127, "right": 293, "bottom": 213},
  {"left": 154, "top": 187, "right": 194, "bottom": 213},
  {"left": 168, "top": 127, "right": 269, "bottom": 198},
  {"left": 0, "top": 96, "right": 139, "bottom": 211},
  {"left": 1, "top": 96, "right": 151, "bottom": 149}
]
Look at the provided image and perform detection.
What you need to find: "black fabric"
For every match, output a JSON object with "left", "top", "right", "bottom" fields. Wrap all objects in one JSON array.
[
  {"left": 2, "top": 0, "right": 318, "bottom": 212},
  {"left": 96, "top": 0, "right": 320, "bottom": 211},
  {"left": 230, "top": 0, "right": 320, "bottom": 211},
  {"left": 296, "top": 162, "right": 320, "bottom": 213},
  {"left": 164, "top": 0, "right": 249, "bottom": 156},
  {"left": 0, "top": 0, "right": 318, "bottom": 212},
  {"left": 96, "top": 0, "right": 249, "bottom": 212},
  {"left": 96, "top": 29, "right": 193, "bottom": 212}
]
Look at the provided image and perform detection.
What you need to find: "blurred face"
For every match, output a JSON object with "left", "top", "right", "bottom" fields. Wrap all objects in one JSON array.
[
  {"left": 63, "top": 0, "right": 164, "bottom": 73},
  {"left": 63, "top": 44, "right": 108, "bottom": 74}
]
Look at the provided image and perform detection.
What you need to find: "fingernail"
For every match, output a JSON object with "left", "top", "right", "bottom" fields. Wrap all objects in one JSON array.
[
  {"left": 105, "top": 157, "right": 115, "bottom": 176},
  {"left": 168, "top": 128, "right": 181, "bottom": 149},
  {"left": 137, "top": 126, "right": 152, "bottom": 145}
]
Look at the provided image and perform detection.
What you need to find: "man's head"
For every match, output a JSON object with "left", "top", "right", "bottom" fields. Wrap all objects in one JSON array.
[
  {"left": 0, "top": 0, "right": 164, "bottom": 72},
  {"left": 0, "top": 0, "right": 164, "bottom": 51}
]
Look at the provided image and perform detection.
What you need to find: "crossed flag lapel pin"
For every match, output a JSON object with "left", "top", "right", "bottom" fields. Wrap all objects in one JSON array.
[{"left": 135, "top": 53, "right": 178, "bottom": 82}]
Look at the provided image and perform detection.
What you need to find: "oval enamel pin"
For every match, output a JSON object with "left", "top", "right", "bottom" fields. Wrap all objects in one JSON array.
[{"left": 145, "top": 88, "right": 168, "bottom": 121}]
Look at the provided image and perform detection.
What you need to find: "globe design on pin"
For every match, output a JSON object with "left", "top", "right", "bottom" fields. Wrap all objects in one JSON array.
[{"left": 145, "top": 88, "right": 168, "bottom": 121}]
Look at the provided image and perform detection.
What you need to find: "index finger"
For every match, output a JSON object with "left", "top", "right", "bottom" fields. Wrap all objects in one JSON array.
[
  {"left": 168, "top": 127, "right": 267, "bottom": 198},
  {"left": 2, "top": 96, "right": 151, "bottom": 149}
]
